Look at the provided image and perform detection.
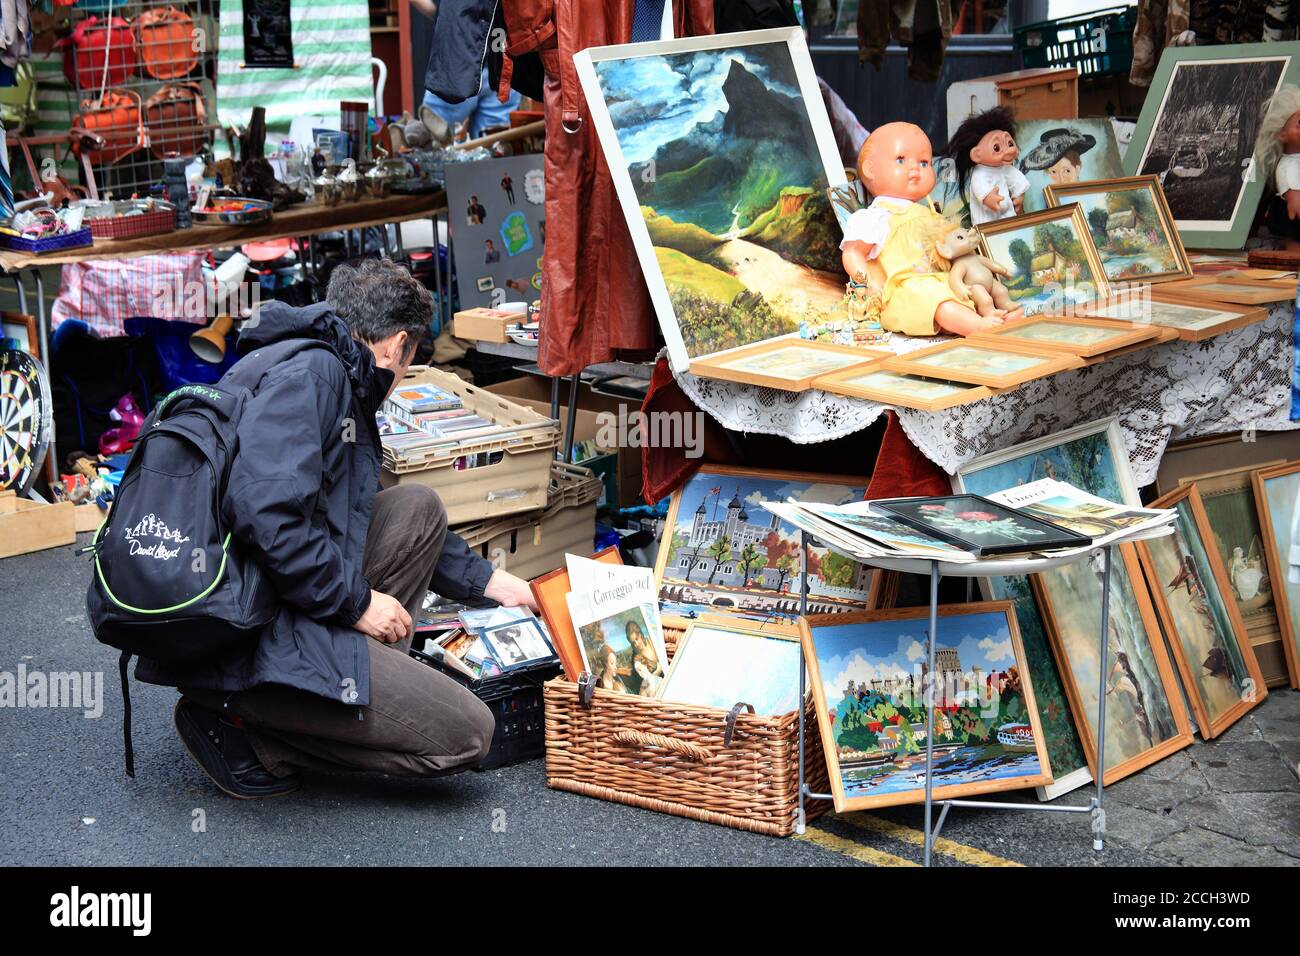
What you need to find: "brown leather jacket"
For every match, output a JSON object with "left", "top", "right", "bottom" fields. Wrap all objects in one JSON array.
[{"left": 500, "top": 0, "right": 715, "bottom": 376}]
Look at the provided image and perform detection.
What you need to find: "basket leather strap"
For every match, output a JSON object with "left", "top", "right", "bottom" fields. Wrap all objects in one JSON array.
[
  {"left": 612, "top": 730, "right": 713, "bottom": 763},
  {"left": 723, "top": 702, "right": 754, "bottom": 747}
]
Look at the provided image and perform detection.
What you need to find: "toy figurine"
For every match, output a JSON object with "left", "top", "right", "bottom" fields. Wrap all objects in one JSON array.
[
  {"left": 1255, "top": 85, "right": 1300, "bottom": 258},
  {"left": 840, "top": 121, "right": 1005, "bottom": 337},
  {"left": 941, "top": 107, "right": 1028, "bottom": 225},
  {"left": 934, "top": 225, "right": 1023, "bottom": 321}
]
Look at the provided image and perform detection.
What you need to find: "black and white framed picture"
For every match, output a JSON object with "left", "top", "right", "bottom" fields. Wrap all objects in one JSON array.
[{"left": 1125, "top": 43, "right": 1300, "bottom": 249}]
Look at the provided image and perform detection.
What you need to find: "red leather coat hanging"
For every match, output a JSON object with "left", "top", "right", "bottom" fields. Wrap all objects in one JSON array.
[{"left": 499, "top": 0, "right": 715, "bottom": 377}]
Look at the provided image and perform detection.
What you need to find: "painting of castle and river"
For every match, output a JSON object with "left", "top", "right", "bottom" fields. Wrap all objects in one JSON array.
[
  {"left": 575, "top": 29, "right": 847, "bottom": 371},
  {"left": 653, "top": 466, "right": 873, "bottom": 626},
  {"left": 799, "top": 604, "right": 1051, "bottom": 811}
]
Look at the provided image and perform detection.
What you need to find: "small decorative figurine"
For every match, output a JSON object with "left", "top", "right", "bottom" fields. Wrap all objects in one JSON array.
[
  {"left": 841, "top": 121, "right": 1005, "bottom": 337},
  {"left": 934, "top": 225, "right": 1023, "bottom": 321},
  {"left": 941, "top": 107, "right": 1028, "bottom": 225},
  {"left": 1254, "top": 85, "right": 1300, "bottom": 261}
]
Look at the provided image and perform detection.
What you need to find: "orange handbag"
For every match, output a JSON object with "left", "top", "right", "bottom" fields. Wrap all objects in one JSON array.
[
  {"left": 135, "top": 6, "right": 199, "bottom": 80},
  {"left": 73, "top": 90, "right": 147, "bottom": 165},
  {"left": 144, "top": 83, "right": 208, "bottom": 159}
]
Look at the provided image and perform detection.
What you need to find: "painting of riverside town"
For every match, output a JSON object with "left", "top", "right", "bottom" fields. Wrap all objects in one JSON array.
[
  {"left": 587, "top": 37, "right": 844, "bottom": 363},
  {"left": 654, "top": 469, "right": 873, "bottom": 625},
  {"left": 801, "top": 605, "right": 1051, "bottom": 810}
]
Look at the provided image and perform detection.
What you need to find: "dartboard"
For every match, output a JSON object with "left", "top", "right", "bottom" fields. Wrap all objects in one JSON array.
[{"left": 0, "top": 348, "right": 52, "bottom": 494}]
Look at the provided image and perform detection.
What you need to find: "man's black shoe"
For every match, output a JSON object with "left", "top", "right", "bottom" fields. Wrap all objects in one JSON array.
[{"left": 174, "top": 698, "right": 301, "bottom": 799}]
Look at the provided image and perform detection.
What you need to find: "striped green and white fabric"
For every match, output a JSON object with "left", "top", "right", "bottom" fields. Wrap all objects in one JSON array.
[
  {"left": 215, "top": 0, "right": 375, "bottom": 156},
  {"left": 30, "top": 51, "right": 79, "bottom": 179}
]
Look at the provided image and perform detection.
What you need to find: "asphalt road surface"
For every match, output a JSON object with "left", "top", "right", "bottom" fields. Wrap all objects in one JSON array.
[{"left": 2, "top": 537, "right": 1297, "bottom": 867}]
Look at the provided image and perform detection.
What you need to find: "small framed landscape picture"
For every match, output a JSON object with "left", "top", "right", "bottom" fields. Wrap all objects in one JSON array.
[
  {"left": 970, "top": 313, "right": 1162, "bottom": 358},
  {"left": 976, "top": 204, "right": 1111, "bottom": 316},
  {"left": 881, "top": 339, "right": 1083, "bottom": 389},
  {"left": 688, "top": 338, "right": 887, "bottom": 392},
  {"left": 1043, "top": 175, "right": 1191, "bottom": 284},
  {"left": 799, "top": 602, "right": 1052, "bottom": 812},
  {"left": 872, "top": 494, "right": 1092, "bottom": 556},
  {"left": 811, "top": 366, "right": 996, "bottom": 411},
  {"left": 480, "top": 617, "right": 557, "bottom": 671},
  {"left": 1086, "top": 293, "right": 1266, "bottom": 342}
]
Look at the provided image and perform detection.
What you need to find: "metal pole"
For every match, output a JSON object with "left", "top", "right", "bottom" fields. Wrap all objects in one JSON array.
[
  {"left": 797, "top": 529, "right": 810, "bottom": 834},
  {"left": 1093, "top": 545, "right": 1113, "bottom": 853},
  {"left": 563, "top": 372, "right": 580, "bottom": 463},
  {"left": 924, "top": 560, "right": 939, "bottom": 867},
  {"left": 30, "top": 269, "right": 50, "bottom": 375},
  {"left": 431, "top": 211, "right": 444, "bottom": 333}
]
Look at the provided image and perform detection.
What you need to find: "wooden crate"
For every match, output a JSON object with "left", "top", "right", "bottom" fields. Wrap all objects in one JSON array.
[{"left": 0, "top": 491, "right": 76, "bottom": 559}]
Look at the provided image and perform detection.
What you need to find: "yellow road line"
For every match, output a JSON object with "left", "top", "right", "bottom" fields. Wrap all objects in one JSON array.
[
  {"left": 835, "top": 812, "right": 1024, "bottom": 867},
  {"left": 796, "top": 825, "right": 920, "bottom": 867}
]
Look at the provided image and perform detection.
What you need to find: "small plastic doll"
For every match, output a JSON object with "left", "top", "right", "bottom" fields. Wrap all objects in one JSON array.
[
  {"left": 941, "top": 107, "right": 1028, "bottom": 226},
  {"left": 1255, "top": 85, "right": 1300, "bottom": 254},
  {"left": 840, "top": 122, "right": 1005, "bottom": 337}
]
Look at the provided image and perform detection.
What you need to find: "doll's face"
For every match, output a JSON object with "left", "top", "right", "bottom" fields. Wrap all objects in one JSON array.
[
  {"left": 971, "top": 129, "right": 1018, "bottom": 168},
  {"left": 1047, "top": 154, "right": 1082, "bottom": 184},
  {"left": 857, "top": 122, "right": 935, "bottom": 201},
  {"left": 1280, "top": 110, "right": 1300, "bottom": 152}
]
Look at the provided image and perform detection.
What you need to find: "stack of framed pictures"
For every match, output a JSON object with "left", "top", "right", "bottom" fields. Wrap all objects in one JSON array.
[
  {"left": 686, "top": 338, "right": 889, "bottom": 391},
  {"left": 969, "top": 313, "right": 1172, "bottom": 364},
  {"left": 1252, "top": 463, "right": 1300, "bottom": 689},
  {"left": 810, "top": 367, "right": 999, "bottom": 412},
  {"left": 1151, "top": 275, "right": 1297, "bottom": 306}
]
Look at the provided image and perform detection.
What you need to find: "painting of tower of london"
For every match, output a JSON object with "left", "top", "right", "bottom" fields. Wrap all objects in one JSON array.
[{"left": 655, "top": 468, "right": 874, "bottom": 624}]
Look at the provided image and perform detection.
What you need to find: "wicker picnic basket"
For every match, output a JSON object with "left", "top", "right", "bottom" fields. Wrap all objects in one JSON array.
[{"left": 543, "top": 627, "right": 832, "bottom": 836}]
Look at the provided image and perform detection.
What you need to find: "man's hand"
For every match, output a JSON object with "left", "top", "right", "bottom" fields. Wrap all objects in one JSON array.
[
  {"left": 352, "top": 590, "right": 412, "bottom": 644},
  {"left": 484, "top": 569, "right": 539, "bottom": 612}
]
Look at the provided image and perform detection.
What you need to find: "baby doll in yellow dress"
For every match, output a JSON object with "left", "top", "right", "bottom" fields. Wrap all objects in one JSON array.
[{"left": 840, "top": 122, "right": 1015, "bottom": 336}]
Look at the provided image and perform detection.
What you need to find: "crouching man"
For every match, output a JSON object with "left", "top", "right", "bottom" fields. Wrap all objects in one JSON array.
[{"left": 140, "top": 259, "right": 536, "bottom": 798}]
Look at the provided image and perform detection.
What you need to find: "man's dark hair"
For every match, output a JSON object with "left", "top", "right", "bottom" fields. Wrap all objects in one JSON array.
[{"left": 326, "top": 258, "right": 431, "bottom": 359}]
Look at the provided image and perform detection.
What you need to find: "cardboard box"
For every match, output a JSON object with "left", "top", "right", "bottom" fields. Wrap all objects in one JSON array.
[
  {"left": 946, "top": 67, "right": 1078, "bottom": 138},
  {"left": 487, "top": 376, "right": 645, "bottom": 507},
  {"left": 452, "top": 463, "right": 603, "bottom": 581},
  {"left": 380, "top": 367, "right": 561, "bottom": 524},
  {"left": 452, "top": 307, "right": 522, "bottom": 345},
  {"left": 0, "top": 491, "right": 76, "bottom": 559}
]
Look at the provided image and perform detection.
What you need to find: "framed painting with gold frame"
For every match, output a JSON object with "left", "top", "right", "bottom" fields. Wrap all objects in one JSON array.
[
  {"left": 1043, "top": 174, "right": 1192, "bottom": 284},
  {"left": 969, "top": 313, "right": 1162, "bottom": 358},
  {"left": 1031, "top": 544, "right": 1194, "bottom": 785},
  {"left": 880, "top": 339, "right": 1084, "bottom": 389},
  {"left": 1250, "top": 462, "right": 1300, "bottom": 688},
  {"left": 652, "top": 464, "right": 879, "bottom": 629},
  {"left": 530, "top": 545, "right": 624, "bottom": 681},
  {"left": 799, "top": 602, "right": 1053, "bottom": 812},
  {"left": 1136, "top": 485, "right": 1268, "bottom": 737},
  {"left": 810, "top": 366, "right": 997, "bottom": 411},
  {"left": 1154, "top": 276, "right": 1294, "bottom": 306},
  {"left": 688, "top": 338, "right": 888, "bottom": 391},
  {"left": 975, "top": 204, "right": 1112, "bottom": 316},
  {"left": 1084, "top": 292, "right": 1267, "bottom": 343},
  {"left": 1178, "top": 463, "right": 1288, "bottom": 688}
]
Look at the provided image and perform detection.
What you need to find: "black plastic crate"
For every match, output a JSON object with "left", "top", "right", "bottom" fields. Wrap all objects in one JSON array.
[{"left": 411, "top": 647, "right": 560, "bottom": 769}]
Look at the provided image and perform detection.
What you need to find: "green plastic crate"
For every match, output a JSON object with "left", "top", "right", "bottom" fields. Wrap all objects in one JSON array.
[{"left": 1014, "top": 5, "right": 1137, "bottom": 78}]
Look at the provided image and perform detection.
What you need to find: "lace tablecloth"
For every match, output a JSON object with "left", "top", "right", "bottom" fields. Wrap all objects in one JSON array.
[{"left": 674, "top": 303, "right": 1297, "bottom": 487}]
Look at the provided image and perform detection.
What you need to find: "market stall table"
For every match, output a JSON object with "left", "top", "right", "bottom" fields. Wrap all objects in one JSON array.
[{"left": 673, "top": 302, "right": 1297, "bottom": 488}]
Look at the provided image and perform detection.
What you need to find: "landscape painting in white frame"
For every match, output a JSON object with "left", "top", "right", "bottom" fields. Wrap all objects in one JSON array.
[{"left": 574, "top": 27, "right": 848, "bottom": 372}]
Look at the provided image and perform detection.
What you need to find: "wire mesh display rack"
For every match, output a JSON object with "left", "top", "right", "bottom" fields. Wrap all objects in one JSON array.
[{"left": 59, "top": 0, "right": 218, "bottom": 199}]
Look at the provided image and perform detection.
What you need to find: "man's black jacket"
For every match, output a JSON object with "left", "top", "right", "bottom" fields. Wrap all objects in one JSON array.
[{"left": 136, "top": 301, "right": 493, "bottom": 706}]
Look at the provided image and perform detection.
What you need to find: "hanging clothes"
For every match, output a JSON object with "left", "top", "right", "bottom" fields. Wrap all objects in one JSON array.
[
  {"left": 0, "top": 0, "right": 32, "bottom": 69},
  {"left": 857, "top": 0, "right": 958, "bottom": 84},
  {"left": 498, "top": 0, "right": 715, "bottom": 377}
]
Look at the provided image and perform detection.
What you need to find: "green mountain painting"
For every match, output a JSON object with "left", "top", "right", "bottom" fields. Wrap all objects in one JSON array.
[{"left": 590, "top": 40, "right": 845, "bottom": 363}]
